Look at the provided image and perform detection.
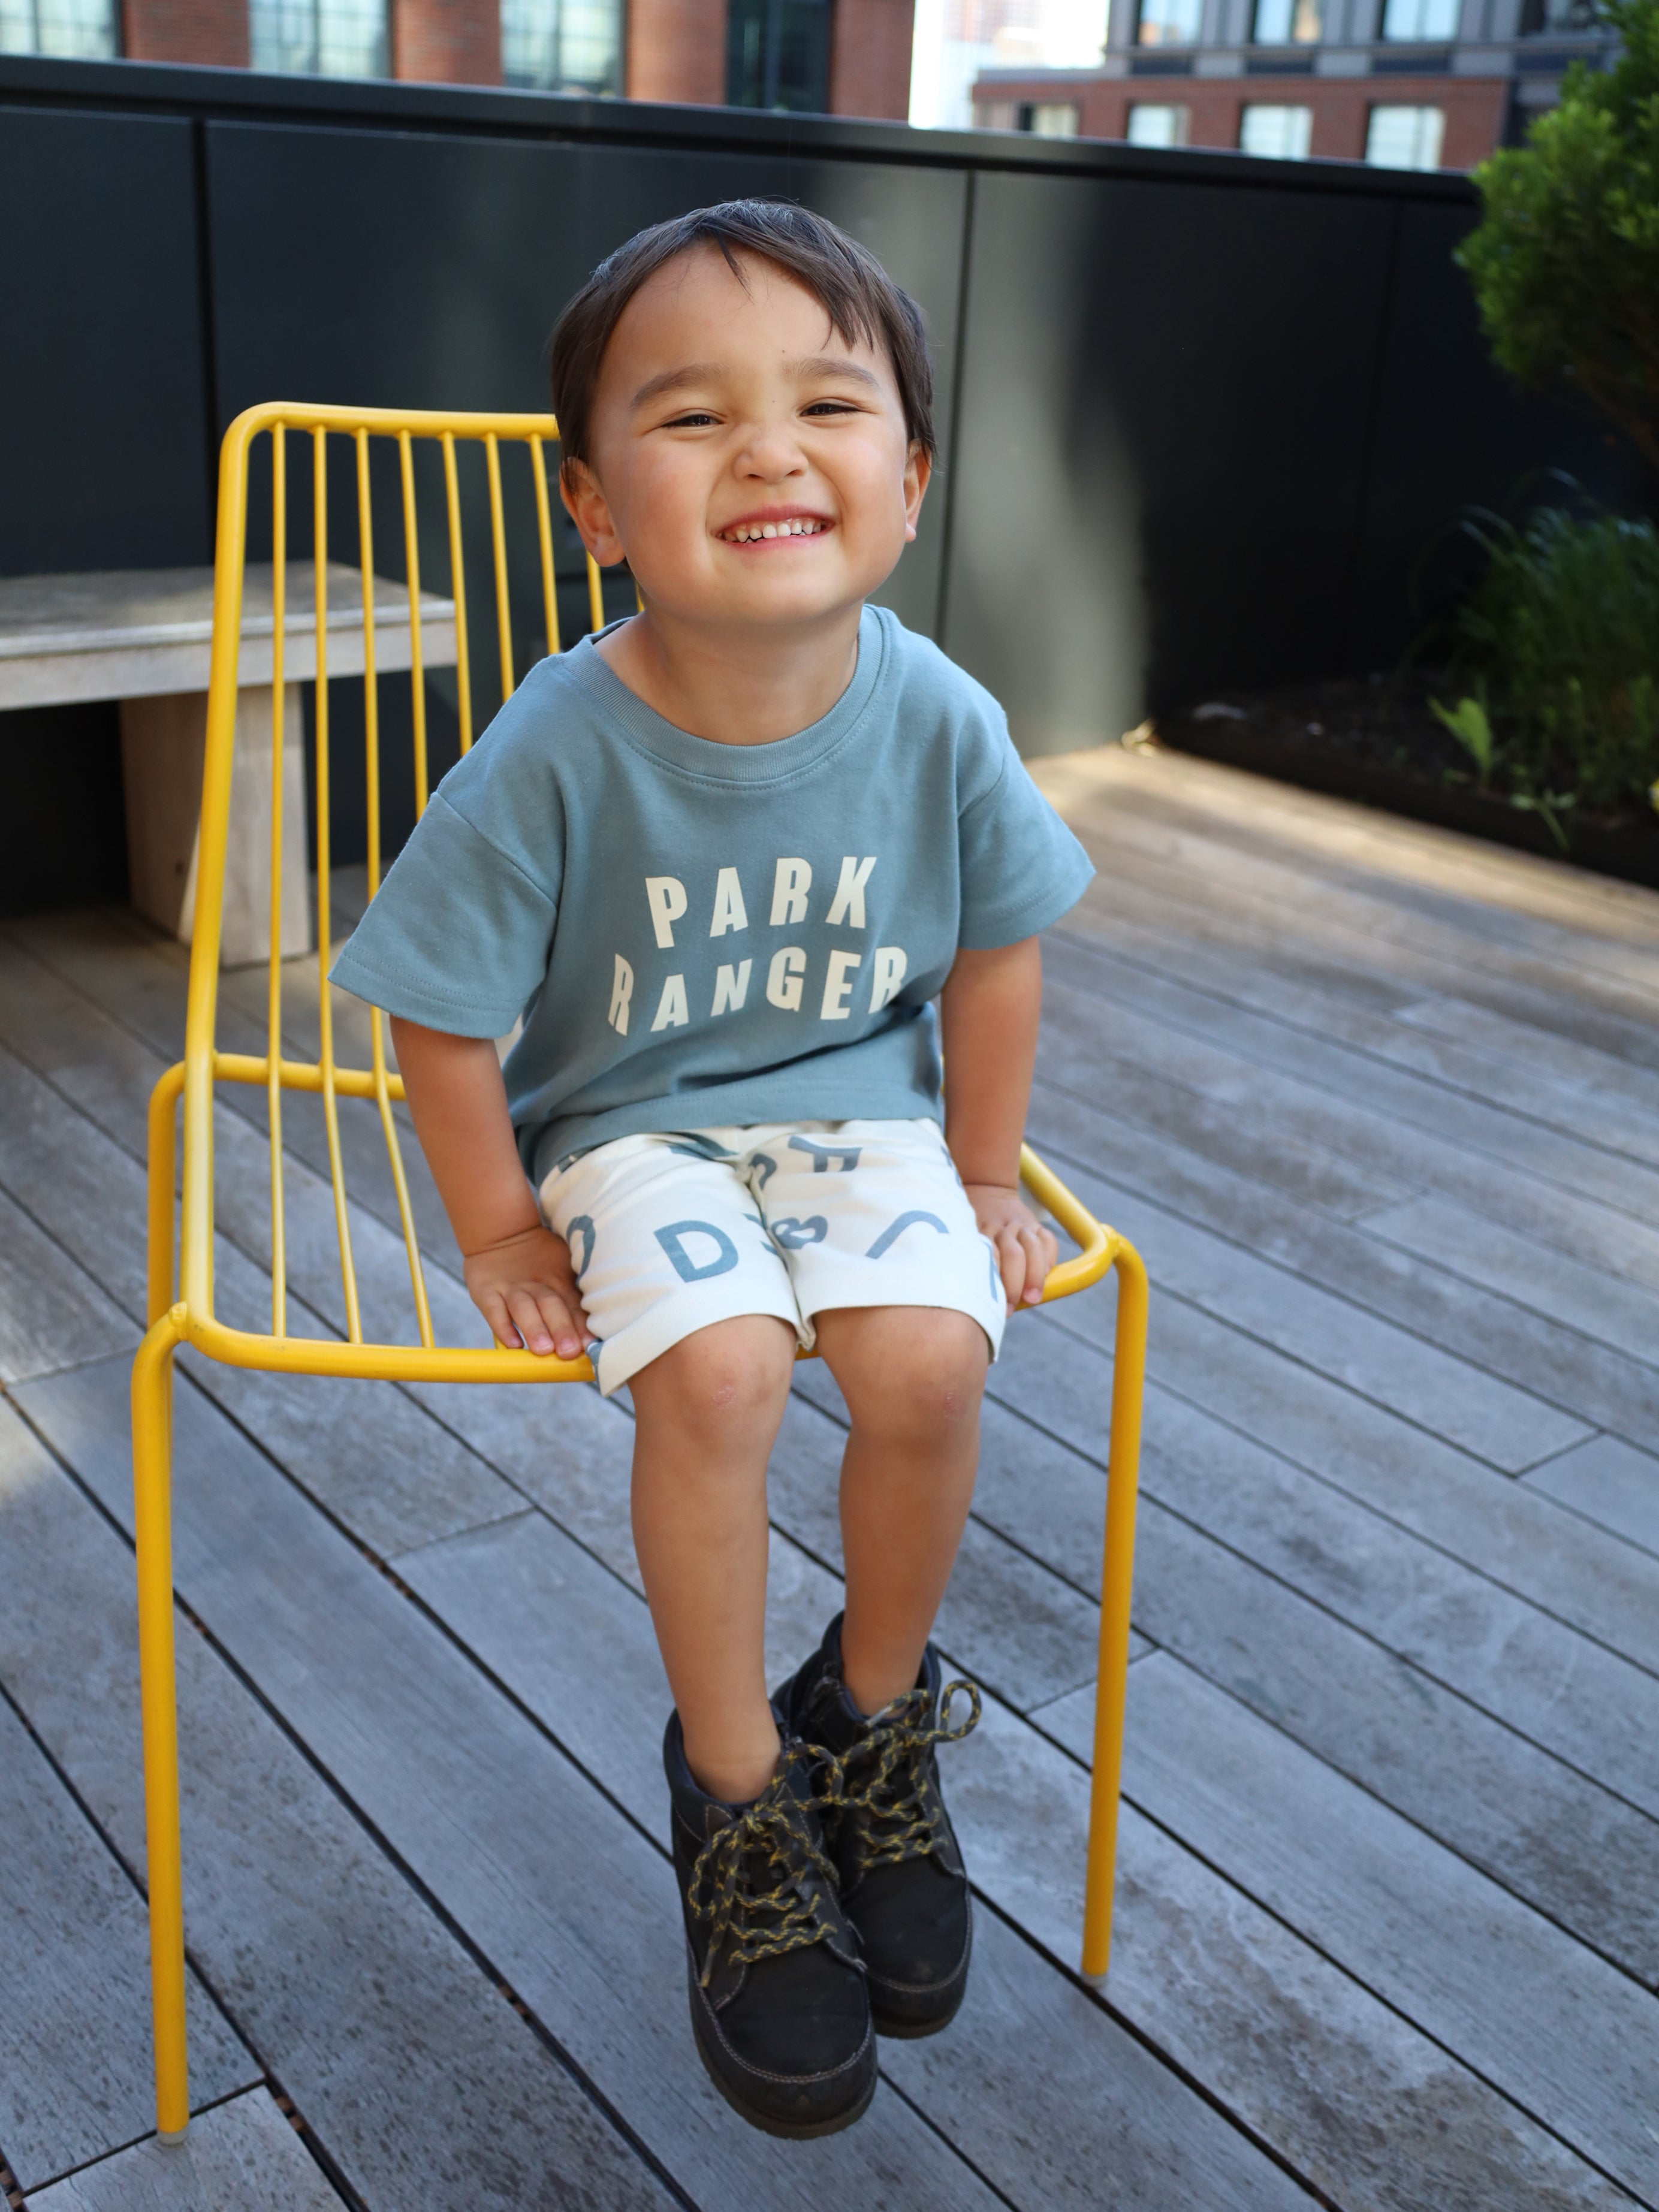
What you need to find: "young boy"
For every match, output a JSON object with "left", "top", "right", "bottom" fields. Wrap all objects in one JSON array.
[{"left": 331, "top": 200, "right": 1093, "bottom": 2139}]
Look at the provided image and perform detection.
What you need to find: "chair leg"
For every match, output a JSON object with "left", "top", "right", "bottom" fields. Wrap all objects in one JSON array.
[
  {"left": 1081, "top": 1241, "right": 1149, "bottom": 1982},
  {"left": 132, "top": 1309, "right": 191, "bottom": 2142}
]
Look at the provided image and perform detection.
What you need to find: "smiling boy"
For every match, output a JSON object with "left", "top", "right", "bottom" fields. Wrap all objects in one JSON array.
[{"left": 331, "top": 201, "right": 1093, "bottom": 2138}]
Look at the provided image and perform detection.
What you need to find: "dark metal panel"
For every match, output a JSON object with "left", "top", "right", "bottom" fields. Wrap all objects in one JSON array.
[
  {"left": 943, "top": 165, "right": 1395, "bottom": 756},
  {"left": 0, "top": 105, "right": 210, "bottom": 576}
]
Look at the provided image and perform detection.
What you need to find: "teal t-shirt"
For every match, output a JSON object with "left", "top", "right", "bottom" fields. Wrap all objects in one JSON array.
[{"left": 330, "top": 604, "right": 1094, "bottom": 1182}]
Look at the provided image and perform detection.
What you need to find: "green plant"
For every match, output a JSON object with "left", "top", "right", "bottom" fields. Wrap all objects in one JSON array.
[
  {"left": 1429, "top": 693, "right": 1498, "bottom": 784},
  {"left": 1456, "top": 0, "right": 1659, "bottom": 475},
  {"left": 1443, "top": 503, "right": 1659, "bottom": 815}
]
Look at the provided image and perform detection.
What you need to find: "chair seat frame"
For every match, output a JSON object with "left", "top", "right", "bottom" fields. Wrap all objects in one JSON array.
[{"left": 130, "top": 401, "right": 1147, "bottom": 2141}]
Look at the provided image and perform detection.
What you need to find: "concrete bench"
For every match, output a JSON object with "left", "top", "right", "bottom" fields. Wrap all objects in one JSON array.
[{"left": 0, "top": 566, "right": 458, "bottom": 965}]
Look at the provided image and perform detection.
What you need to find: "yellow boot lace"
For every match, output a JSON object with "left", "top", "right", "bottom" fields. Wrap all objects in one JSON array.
[{"left": 687, "top": 1742, "right": 849, "bottom": 1988}]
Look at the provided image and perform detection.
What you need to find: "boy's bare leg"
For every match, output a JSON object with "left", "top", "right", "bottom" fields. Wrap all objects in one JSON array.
[
  {"left": 628, "top": 1312, "right": 798, "bottom": 1804},
  {"left": 812, "top": 1306, "right": 988, "bottom": 1716}
]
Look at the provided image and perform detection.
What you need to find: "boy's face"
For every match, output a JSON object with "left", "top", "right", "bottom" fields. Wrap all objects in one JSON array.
[{"left": 563, "top": 246, "right": 929, "bottom": 633}]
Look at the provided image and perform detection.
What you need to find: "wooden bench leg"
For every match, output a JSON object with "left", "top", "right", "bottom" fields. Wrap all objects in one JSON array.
[
  {"left": 1081, "top": 1239, "right": 1148, "bottom": 1982},
  {"left": 120, "top": 684, "right": 311, "bottom": 967},
  {"left": 132, "top": 1308, "right": 191, "bottom": 2141}
]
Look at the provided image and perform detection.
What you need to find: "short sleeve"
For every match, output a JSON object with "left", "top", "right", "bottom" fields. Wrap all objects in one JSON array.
[
  {"left": 328, "top": 789, "right": 558, "bottom": 1037},
  {"left": 956, "top": 738, "right": 1096, "bottom": 949}
]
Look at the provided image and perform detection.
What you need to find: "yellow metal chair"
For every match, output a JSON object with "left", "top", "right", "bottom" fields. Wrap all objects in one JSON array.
[{"left": 132, "top": 400, "right": 1149, "bottom": 2140}]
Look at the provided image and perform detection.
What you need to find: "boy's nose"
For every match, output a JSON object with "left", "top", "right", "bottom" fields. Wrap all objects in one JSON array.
[{"left": 734, "top": 425, "right": 808, "bottom": 479}]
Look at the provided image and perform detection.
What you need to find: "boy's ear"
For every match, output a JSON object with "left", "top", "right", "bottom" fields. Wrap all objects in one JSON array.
[
  {"left": 559, "top": 458, "right": 628, "bottom": 569},
  {"left": 903, "top": 443, "right": 932, "bottom": 545}
]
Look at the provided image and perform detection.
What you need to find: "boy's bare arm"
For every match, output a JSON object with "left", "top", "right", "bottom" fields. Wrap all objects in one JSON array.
[
  {"left": 390, "top": 1017, "right": 593, "bottom": 1360},
  {"left": 939, "top": 936, "right": 1057, "bottom": 1311}
]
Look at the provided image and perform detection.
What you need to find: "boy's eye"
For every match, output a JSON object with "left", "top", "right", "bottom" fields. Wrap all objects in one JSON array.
[
  {"left": 662, "top": 410, "right": 717, "bottom": 428},
  {"left": 802, "top": 400, "right": 861, "bottom": 418}
]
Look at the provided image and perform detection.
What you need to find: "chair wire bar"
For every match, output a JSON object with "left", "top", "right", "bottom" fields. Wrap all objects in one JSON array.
[
  {"left": 398, "top": 430, "right": 430, "bottom": 815},
  {"left": 484, "top": 430, "right": 514, "bottom": 703},
  {"left": 441, "top": 432, "right": 475, "bottom": 754},
  {"left": 586, "top": 548, "right": 605, "bottom": 635},
  {"left": 355, "top": 430, "right": 437, "bottom": 1348},
  {"left": 267, "top": 424, "right": 290, "bottom": 1338},
  {"left": 529, "top": 433, "right": 561, "bottom": 660},
  {"left": 312, "top": 427, "right": 365, "bottom": 1344}
]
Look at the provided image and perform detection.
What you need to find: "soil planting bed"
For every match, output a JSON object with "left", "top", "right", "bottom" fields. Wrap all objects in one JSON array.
[{"left": 1156, "top": 673, "right": 1659, "bottom": 889}]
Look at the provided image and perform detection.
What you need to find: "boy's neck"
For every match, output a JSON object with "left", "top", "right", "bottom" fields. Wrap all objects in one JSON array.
[{"left": 595, "top": 600, "right": 864, "bottom": 747}]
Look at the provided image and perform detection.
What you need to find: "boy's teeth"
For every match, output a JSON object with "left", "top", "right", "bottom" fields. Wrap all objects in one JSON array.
[{"left": 726, "top": 518, "right": 822, "bottom": 541}]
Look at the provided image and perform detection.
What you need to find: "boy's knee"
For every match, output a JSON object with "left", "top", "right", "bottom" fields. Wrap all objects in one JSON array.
[
  {"left": 833, "top": 1308, "right": 988, "bottom": 1438},
  {"left": 635, "top": 1314, "right": 795, "bottom": 1438}
]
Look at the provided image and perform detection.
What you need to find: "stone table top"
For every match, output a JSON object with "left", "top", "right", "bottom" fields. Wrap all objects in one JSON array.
[{"left": 0, "top": 565, "right": 460, "bottom": 710}]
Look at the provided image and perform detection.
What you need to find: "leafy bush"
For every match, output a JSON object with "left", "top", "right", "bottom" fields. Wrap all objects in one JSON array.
[
  {"left": 1456, "top": 0, "right": 1659, "bottom": 475},
  {"left": 1437, "top": 503, "right": 1659, "bottom": 820}
]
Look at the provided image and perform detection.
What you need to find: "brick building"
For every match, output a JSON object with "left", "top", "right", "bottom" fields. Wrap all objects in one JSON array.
[
  {"left": 2, "top": 0, "right": 915, "bottom": 118},
  {"left": 971, "top": 0, "right": 1618, "bottom": 167}
]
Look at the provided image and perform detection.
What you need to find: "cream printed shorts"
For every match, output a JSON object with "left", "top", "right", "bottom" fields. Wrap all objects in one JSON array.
[{"left": 537, "top": 1118, "right": 1009, "bottom": 1396}]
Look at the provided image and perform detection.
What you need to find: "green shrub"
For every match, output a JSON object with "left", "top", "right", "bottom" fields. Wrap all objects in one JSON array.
[
  {"left": 1456, "top": 0, "right": 1659, "bottom": 476},
  {"left": 1440, "top": 504, "right": 1659, "bottom": 817}
]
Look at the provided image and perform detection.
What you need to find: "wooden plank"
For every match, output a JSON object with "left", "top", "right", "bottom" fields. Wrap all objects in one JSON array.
[
  {"left": 0, "top": 1401, "right": 675, "bottom": 2212},
  {"left": 26, "top": 2090, "right": 343, "bottom": 2212},
  {"left": 1043, "top": 1656, "right": 1659, "bottom": 2207},
  {"left": 399, "top": 1511, "right": 1310, "bottom": 2212},
  {"left": 1034, "top": 746, "right": 1659, "bottom": 956},
  {"left": 0, "top": 1696, "right": 255, "bottom": 2193},
  {"left": 1052, "top": 891, "right": 1659, "bottom": 1171},
  {"left": 1525, "top": 1435, "right": 1659, "bottom": 1561},
  {"left": 1395, "top": 993, "right": 1659, "bottom": 1119},
  {"left": 0, "top": 1040, "right": 524, "bottom": 1561},
  {"left": 994, "top": 1308, "right": 1659, "bottom": 1802},
  {"left": 948, "top": 1692, "right": 1634, "bottom": 2212},
  {"left": 1028, "top": 1105, "right": 1591, "bottom": 1474},
  {"left": 4, "top": 912, "right": 456, "bottom": 1275},
  {"left": 1364, "top": 1193, "right": 1659, "bottom": 1374},
  {"left": 1037, "top": 963, "right": 1659, "bottom": 1305},
  {"left": 16, "top": 1359, "right": 1011, "bottom": 2211},
  {"left": 1042, "top": 933, "right": 1659, "bottom": 1232},
  {"left": 1045, "top": 771, "right": 1659, "bottom": 1070},
  {"left": 0, "top": 1185, "right": 138, "bottom": 1384},
  {"left": 1041, "top": 749, "right": 1659, "bottom": 1003},
  {"left": 1091, "top": 1484, "right": 1659, "bottom": 1985},
  {"left": 1025, "top": 1083, "right": 1659, "bottom": 1450}
]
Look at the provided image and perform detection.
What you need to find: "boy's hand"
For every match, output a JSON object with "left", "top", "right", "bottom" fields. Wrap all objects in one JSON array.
[
  {"left": 965, "top": 1184, "right": 1058, "bottom": 1313},
  {"left": 463, "top": 1224, "right": 595, "bottom": 1360}
]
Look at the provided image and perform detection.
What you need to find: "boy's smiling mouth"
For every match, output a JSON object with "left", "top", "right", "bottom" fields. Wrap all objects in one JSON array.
[{"left": 716, "top": 507, "right": 833, "bottom": 545}]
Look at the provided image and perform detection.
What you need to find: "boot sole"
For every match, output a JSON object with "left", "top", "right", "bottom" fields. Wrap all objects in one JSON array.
[
  {"left": 872, "top": 1988, "right": 965, "bottom": 2039},
  {"left": 687, "top": 1956, "right": 877, "bottom": 2139}
]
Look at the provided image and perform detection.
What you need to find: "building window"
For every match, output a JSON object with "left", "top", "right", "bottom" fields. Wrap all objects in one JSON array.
[
  {"left": 1136, "top": 0, "right": 1202, "bottom": 45},
  {"left": 501, "top": 0, "right": 622, "bottom": 90},
  {"left": 726, "top": 0, "right": 832, "bottom": 111},
  {"left": 1379, "top": 0, "right": 1458, "bottom": 37},
  {"left": 250, "top": 0, "right": 388, "bottom": 74},
  {"left": 1365, "top": 101, "right": 1444, "bottom": 164},
  {"left": 0, "top": 0, "right": 117, "bottom": 58},
  {"left": 1519, "top": 0, "right": 1595, "bottom": 26},
  {"left": 1252, "top": 0, "right": 1322, "bottom": 39},
  {"left": 1239, "top": 101, "right": 1312, "bottom": 155},
  {"left": 1127, "top": 100, "right": 1190, "bottom": 142},
  {"left": 1019, "top": 99, "right": 1081, "bottom": 132}
]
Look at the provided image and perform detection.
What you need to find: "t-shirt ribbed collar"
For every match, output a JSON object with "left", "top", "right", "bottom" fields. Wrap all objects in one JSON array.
[{"left": 556, "top": 603, "right": 888, "bottom": 786}]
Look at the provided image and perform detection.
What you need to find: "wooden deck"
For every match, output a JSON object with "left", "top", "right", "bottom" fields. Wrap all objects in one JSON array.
[{"left": 2, "top": 741, "right": 1658, "bottom": 2210}]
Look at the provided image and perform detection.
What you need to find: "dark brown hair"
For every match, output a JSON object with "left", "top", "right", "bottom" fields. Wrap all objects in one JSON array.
[{"left": 548, "top": 200, "right": 936, "bottom": 481}]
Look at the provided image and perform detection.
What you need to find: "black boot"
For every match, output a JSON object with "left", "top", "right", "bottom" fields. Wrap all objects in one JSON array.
[
  {"left": 664, "top": 1713, "right": 877, "bottom": 2138},
  {"left": 779, "top": 1615, "right": 979, "bottom": 2038}
]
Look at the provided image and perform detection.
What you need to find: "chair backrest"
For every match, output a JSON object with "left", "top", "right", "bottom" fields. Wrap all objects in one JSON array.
[{"left": 181, "top": 403, "right": 605, "bottom": 1353}]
